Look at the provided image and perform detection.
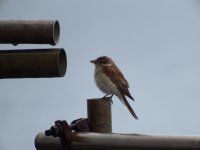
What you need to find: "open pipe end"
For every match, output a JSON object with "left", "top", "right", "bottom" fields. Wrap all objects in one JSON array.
[
  {"left": 58, "top": 49, "right": 67, "bottom": 77},
  {"left": 0, "top": 20, "right": 61, "bottom": 45},
  {"left": 52, "top": 20, "right": 60, "bottom": 45}
]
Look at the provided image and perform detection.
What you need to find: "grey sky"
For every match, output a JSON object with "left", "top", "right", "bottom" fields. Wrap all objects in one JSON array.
[{"left": 0, "top": 0, "right": 200, "bottom": 150}]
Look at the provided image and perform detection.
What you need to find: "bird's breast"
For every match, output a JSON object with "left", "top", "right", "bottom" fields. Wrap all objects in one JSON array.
[{"left": 94, "top": 67, "right": 120, "bottom": 96}]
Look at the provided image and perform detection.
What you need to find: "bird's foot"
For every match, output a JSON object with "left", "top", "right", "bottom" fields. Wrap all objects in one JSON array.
[
  {"left": 108, "top": 95, "right": 113, "bottom": 104},
  {"left": 101, "top": 94, "right": 113, "bottom": 104},
  {"left": 102, "top": 94, "right": 109, "bottom": 98},
  {"left": 108, "top": 98, "right": 113, "bottom": 104},
  {"left": 108, "top": 95, "right": 113, "bottom": 99}
]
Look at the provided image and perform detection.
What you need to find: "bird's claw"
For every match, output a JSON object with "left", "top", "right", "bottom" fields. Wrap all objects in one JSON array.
[
  {"left": 102, "top": 95, "right": 113, "bottom": 104},
  {"left": 108, "top": 97, "right": 113, "bottom": 104}
]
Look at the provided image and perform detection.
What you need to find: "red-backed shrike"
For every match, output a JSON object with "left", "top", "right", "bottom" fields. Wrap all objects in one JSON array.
[{"left": 90, "top": 56, "right": 138, "bottom": 119}]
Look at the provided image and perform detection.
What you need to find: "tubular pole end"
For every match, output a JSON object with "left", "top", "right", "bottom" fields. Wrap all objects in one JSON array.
[
  {"left": 87, "top": 97, "right": 112, "bottom": 133},
  {"left": 87, "top": 97, "right": 112, "bottom": 102},
  {"left": 0, "top": 20, "right": 60, "bottom": 45},
  {"left": 58, "top": 48, "right": 67, "bottom": 77},
  {"left": 0, "top": 48, "right": 67, "bottom": 78},
  {"left": 52, "top": 20, "right": 60, "bottom": 46},
  {"left": 35, "top": 132, "right": 63, "bottom": 150}
]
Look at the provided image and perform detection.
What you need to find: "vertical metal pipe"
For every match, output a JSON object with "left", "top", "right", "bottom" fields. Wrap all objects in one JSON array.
[
  {"left": 0, "top": 48, "right": 67, "bottom": 78},
  {"left": 0, "top": 20, "right": 60, "bottom": 45},
  {"left": 87, "top": 98, "right": 112, "bottom": 133}
]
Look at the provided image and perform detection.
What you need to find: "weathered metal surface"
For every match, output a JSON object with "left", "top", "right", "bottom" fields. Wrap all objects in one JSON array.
[
  {"left": 35, "top": 132, "right": 63, "bottom": 150},
  {"left": 0, "top": 20, "right": 59, "bottom": 45},
  {"left": 0, "top": 48, "right": 67, "bottom": 78},
  {"left": 71, "top": 133, "right": 200, "bottom": 150},
  {"left": 87, "top": 98, "right": 112, "bottom": 133},
  {"left": 35, "top": 132, "right": 200, "bottom": 150}
]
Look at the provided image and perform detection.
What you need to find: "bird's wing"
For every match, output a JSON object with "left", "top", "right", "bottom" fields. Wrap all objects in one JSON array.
[{"left": 102, "top": 65, "right": 134, "bottom": 101}]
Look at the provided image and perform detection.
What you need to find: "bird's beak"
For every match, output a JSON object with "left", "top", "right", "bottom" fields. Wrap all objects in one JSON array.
[{"left": 90, "top": 60, "right": 95, "bottom": 64}]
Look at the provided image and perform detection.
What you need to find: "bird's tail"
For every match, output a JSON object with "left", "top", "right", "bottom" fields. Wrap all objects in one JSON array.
[{"left": 120, "top": 95, "right": 138, "bottom": 119}]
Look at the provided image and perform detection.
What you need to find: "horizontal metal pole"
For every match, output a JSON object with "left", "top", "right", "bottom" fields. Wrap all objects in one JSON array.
[
  {"left": 35, "top": 132, "right": 200, "bottom": 150},
  {"left": 0, "top": 48, "right": 67, "bottom": 78},
  {"left": 0, "top": 20, "right": 59, "bottom": 45},
  {"left": 35, "top": 132, "right": 63, "bottom": 150}
]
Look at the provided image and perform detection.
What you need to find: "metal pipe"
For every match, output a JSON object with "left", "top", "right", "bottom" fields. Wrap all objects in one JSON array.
[
  {"left": 35, "top": 132, "right": 63, "bottom": 150},
  {"left": 35, "top": 132, "right": 200, "bottom": 150},
  {"left": 0, "top": 20, "right": 59, "bottom": 45},
  {"left": 72, "top": 133, "right": 200, "bottom": 150},
  {"left": 87, "top": 98, "right": 112, "bottom": 133},
  {"left": 0, "top": 48, "right": 67, "bottom": 78}
]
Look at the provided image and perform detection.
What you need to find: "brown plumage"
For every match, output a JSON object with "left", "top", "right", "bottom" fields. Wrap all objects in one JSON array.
[{"left": 90, "top": 56, "right": 138, "bottom": 119}]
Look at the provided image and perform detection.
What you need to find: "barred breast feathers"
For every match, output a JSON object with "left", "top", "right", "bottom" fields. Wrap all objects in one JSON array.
[{"left": 94, "top": 66, "right": 120, "bottom": 97}]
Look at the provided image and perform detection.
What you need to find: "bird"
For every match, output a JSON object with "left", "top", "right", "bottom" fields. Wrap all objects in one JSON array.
[{"left": 90, "top": 56, "right": 138, "bottom": 119}]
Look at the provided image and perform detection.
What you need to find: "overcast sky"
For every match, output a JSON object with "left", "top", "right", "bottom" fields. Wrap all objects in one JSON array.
[{"left": 0, "top": 0, "right": 200, "bottom": 150}]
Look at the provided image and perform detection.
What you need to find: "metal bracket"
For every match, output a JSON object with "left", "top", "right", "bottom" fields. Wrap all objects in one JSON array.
[
  {"left": 45, "top": 120, "right": 72, "bottom": 150},
  {"left": 70, "top": 118, "right": 89, "bottom": 132},
  {"left": 44, "top": 119, "right": 89, "bottom": 150}
]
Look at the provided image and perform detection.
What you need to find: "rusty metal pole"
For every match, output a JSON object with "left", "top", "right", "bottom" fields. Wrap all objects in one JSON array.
[
  {"left": 87, "top": 98, "right": 112, "bottom": 133},
  {"left": 0, "top": 48, "right": 67, "bottom": 78},
  {"left": 71, "top": 133, "right": 200, "bottom": 150},
  {"left": 35, "top": 132, "right": 200, "bottom": 150},
  {"left": 35, "top": 132, "right": 63, "bottom": 150},
  {"left": 0, "top": 20, "right": 59, "bottom": 45}
]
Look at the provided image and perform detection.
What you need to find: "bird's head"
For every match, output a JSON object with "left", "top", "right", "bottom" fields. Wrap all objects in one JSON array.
[{"left": 90, "top": 56, "right": 114, "bottom": 67}]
